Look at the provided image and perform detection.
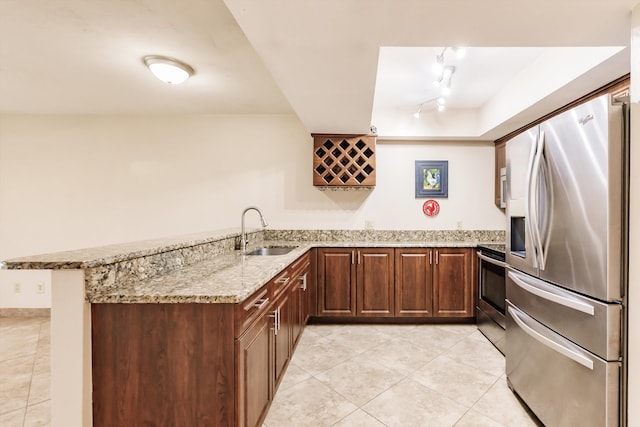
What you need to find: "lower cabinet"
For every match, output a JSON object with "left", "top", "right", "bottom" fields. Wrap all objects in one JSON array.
[
  {"left": 272, "top": 291, "right": 291, "bottom": 389},
  {"left": 90, "top": 247, "right": 475, "bottom": 427},
  {"left": 317, "top": 248, "right": 395, "bottom": 317},
  {"left": 433, "top": 248, "right": 474, "bottom": 317},
  {"left": 395, "top": 247, "right": 475, "bottom": 318},
  {"left": 395, "top": 248, "right": 434, "bottom": 316},
  {"left": 237, "top": 312, "right": 272, "bottom": 427},
  {"left": 318, "top": 247, "right": 475, "bottom": 319}
]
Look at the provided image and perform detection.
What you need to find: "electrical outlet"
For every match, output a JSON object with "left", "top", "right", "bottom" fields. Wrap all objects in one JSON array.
[
  {"left": 36, "top": 282, "right": 45, "bottom": 294},
  {"left": 365, "top": 220, "right": 375, "bottom": 230},
  {"left": 14, "top": 282, "right": 21, "bottom": 293},
  {"left": 456, "top": 221, "right": 463, "bottom": 230}
]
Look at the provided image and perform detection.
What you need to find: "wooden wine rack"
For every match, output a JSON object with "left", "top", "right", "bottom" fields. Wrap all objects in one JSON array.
[{"left": 312, "top": 134, "right": 376, "bottom": 187}]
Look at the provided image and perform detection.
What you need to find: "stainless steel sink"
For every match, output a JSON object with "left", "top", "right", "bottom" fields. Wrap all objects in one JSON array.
[{"left": 246, "top": 247, "right": 297, "bottom": 256}]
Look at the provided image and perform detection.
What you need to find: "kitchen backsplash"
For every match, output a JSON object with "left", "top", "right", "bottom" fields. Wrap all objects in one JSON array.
[{"left": 264, "top": 229, "right": 505, "bottom": 243}]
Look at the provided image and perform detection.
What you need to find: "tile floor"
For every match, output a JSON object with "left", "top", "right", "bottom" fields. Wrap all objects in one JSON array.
[
  {"left": 0, "top": 316, "right": 50, "bottom": 427},
  {"left": 265, "top": 323, "right": 541, "bottom": 427},
  {"left": 0, "top": 317, "right": 540, "bottom": 427}
]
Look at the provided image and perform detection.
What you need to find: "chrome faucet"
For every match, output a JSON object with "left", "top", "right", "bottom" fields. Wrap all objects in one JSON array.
[{"left": 240, "top": 206, "right": 268, "bottom": 252}]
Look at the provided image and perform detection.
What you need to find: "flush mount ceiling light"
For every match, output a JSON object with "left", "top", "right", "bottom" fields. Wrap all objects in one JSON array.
[{"left": 143, "top": 55, "right": 194, "bottom": 84}]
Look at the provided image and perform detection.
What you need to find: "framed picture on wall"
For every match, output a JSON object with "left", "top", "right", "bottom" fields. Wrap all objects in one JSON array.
[{"left": 415, "top": 160, "right": 448, "bottom": 198}]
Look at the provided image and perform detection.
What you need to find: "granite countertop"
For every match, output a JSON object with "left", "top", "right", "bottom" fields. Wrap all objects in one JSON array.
[
  {"left": 90, "top": 240, "right": 485, "bottom": 304},
  {"left": 2, "top": 229, "right": 504, "bottom": 304}
]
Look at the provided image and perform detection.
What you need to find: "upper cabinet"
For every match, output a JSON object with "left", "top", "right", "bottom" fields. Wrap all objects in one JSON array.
[{"left": 312, "top": 134, "right": 376, "bottom": 188}]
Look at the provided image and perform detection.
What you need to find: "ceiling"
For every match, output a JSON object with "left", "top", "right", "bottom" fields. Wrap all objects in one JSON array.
[{"left": 0, "top": 0, "right": 634, "bottom": 140}]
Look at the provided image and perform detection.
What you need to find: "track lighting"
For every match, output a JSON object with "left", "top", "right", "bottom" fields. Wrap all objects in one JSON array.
[{"left": 414, "top": 47, "right": 464, "bottom": 117}]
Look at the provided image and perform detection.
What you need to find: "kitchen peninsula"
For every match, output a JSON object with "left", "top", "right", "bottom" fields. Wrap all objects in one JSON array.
[{"left": 3, "top": 228, "right": 503, "bottom": 427}]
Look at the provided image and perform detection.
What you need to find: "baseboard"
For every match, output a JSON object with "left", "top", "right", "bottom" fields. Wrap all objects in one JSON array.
[{"left": 0, "top": 308, "right": 51, "bottom": 317}]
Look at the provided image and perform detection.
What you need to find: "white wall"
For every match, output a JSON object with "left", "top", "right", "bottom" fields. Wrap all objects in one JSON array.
[{"left": 0, "top": 113, "right": 504, "bottom": 307}]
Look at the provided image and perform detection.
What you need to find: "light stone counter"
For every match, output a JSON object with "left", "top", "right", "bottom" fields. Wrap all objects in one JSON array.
[{"left": 3, "top": 229, "right": 504, "bottom": 304}]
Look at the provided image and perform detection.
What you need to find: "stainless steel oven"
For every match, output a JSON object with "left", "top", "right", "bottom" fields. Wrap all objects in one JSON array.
[{"left": 476, "top": 245, "right": 506, "bottom": 354}]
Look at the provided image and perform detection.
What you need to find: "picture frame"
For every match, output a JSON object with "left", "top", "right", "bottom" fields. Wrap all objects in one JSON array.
[{"left": 415, "top": 160, "right": 448, "bottom": 198}]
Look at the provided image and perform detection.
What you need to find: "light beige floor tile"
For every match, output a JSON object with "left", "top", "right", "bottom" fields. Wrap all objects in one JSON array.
[
  {"left": 0, "top": 354, "right": 35, "bottom": 414},
  {"left": 0, "top": 407, "right": 25, "bottom": 427},
  {"left": 332, "top": 409, "right": 387, "bottom": 427},
  {"left": 28, "top": 371, "right": 50, "bottom": 406},
  {"left": 362, "top": 378, "right": 468, "bottom": 427},
  {"left": 0, "top": 332, "right": 39, "bottom": 361},
  {"left": 455, "top": 409, "right": 506, "bottom": 427},
  {"left": 431, "top": 323, "right": 479, "bottom": 337},
  {"left": 32, "top": 355, "right": 50, "bottom": 377},
  {"left": 467, "top": 329, "right": 493, "bottom": 342},
  {"left": 276, "top": 361, "right": 312, "bottom": 391},
  {"left": 289, "top": 338, "right": 356, "bottom": 376},
  {"left": 359, "top": 337, "right": 441, "bottom": 376},
  {"left": 396, "top": 325, "right": 470, "bottom": 352},
  {"left": 444, "top": 336, "right": 505, "bottom": 377},
  {"left": 316, "top": 359, "right": 404, "bottom": 406},
  {"left": 24, "top": 400, "right": 50, "bottom": 427},
  {"left": 411, "top": 355, "right": 499, "bottom": 407},
  {"left": 264, "top": 377, "right": 357, "bottom": 427},
  {"left": 320, "top": 324, "right": 394, "bottom": 354},
  {"left": 471, "top": 378, "right": 539, "bottom": 427}
]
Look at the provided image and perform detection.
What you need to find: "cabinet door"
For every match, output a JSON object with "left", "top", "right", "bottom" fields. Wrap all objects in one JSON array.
[
  {"left": 394, "top": 249, "right": 434, "bottom": 317},
  {"left": 273, "top": 293, "right": 291, "bottom": 389},
  {"left": 433, "top": 248, "right": 473, "bottom": 317},
  {"left": 317, "top": 248, "right": 356, "bottom": 316},
  {"left": 237, "top": 313, "right": 272, "bottom": 427},
  {"left": 291, "top": 274, "right": 304, "bottom": 348},
  {"left": 356, "top": 248, "right": 394, "bottom": 316}
]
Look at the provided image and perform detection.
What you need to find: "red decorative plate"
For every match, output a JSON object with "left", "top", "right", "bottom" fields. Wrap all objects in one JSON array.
[{"left": 422, "top": 199, "right": 440, "bottom": 217}]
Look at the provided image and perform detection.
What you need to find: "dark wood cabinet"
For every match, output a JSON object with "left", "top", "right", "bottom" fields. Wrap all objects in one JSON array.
[
  {"left": 272, "top": 292, "right": 291, "bottom": 389},
  {"left": 291, "top": 254, "right": 311, "bottom": 348},
  {"left": 394, "top": 249, "right": 434, "bottom": 316},
  {"left": 433, "top": 248, "right": 474, "bottom": 317},
  {"left": 394, "top": 248, "right": 474, "bottom": 318},
  {"left": 317, "top": 248, "right": 394, "bottom": 317},
  {"left": 92, "top": 251, "right": 315, "bottom": 427},
  {"left": 356, "top": 248, "right": 394, "bottom": 316},
  {"left": 91, "top": 303, "right": 236, "bottom": 427},
  {"left": 317, "top": 248, "right": 356, "bottom": 316},
  {"left": 237, "top": 312, "right": 272, "bottom": 427}
]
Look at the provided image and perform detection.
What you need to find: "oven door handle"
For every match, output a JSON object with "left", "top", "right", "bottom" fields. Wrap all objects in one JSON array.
[
  {"left": 477, "top": 251, "right": 507, "bottom": 268},
  {"left": 508, "top": 306, "right": 594, "bottom": 370},
  {"left": 508, "top": 271, "right": 595, "bottom": 316}
]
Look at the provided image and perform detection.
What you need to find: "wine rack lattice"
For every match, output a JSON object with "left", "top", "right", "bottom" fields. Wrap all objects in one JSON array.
[{"left": 312, "top": 135, "right": 376, "bottom": 187}]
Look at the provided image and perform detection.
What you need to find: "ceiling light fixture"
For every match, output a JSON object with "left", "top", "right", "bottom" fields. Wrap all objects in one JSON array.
[
  {"left": 434, "top": 65, "right": 455, "bottom": 96},
  {"left": 143, "top": 55, "right": 194, "bottom": 84},
  {"left": 413, "top": 97, "right": 446, "bottom": 117}
]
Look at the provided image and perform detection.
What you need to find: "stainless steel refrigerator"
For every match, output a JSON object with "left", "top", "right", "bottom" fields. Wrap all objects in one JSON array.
[{"left": 505, "top": 93, "right": 629, "bottom": 426}]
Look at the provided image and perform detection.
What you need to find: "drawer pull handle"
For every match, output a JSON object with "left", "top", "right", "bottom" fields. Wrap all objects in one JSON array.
[
  {"left": 508, "top": 306, "right": 594, "bottom": 370},
  {"left": 253, "top": 298, "right": 269, "bottom": 310},
  {"left": 299, "top": 274, "right": 307, "bottom": 291},
  {"left": 276, "top": 277, "right": 290, "bottom": 284}
]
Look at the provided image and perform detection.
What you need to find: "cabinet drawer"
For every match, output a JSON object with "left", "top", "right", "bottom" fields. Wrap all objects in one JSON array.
[
  {"left": 289, "top": 251, "right": 310, "bottom": 274},
  {"left": 236, "top": 284, "right": 271, "bottom": 337},
  {"left": 272, "top": 268, "right": 293, "bottom": 299}
]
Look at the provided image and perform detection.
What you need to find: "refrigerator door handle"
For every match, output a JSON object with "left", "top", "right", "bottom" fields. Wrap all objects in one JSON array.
[
  {"left": 529, "top": 131, "right": 545, "bottom": 269},
  {"left": 508, "top": 271, "right": 595, "bottom": 315},
  {"left": 508, "top": 306, "right": 594, "bottom": 370},
  {"left": 524, "top": 132, "right": 540, "bottom": 269},
  {"left": 536, "top": 130, "right": 551, "bottom": 269}
]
